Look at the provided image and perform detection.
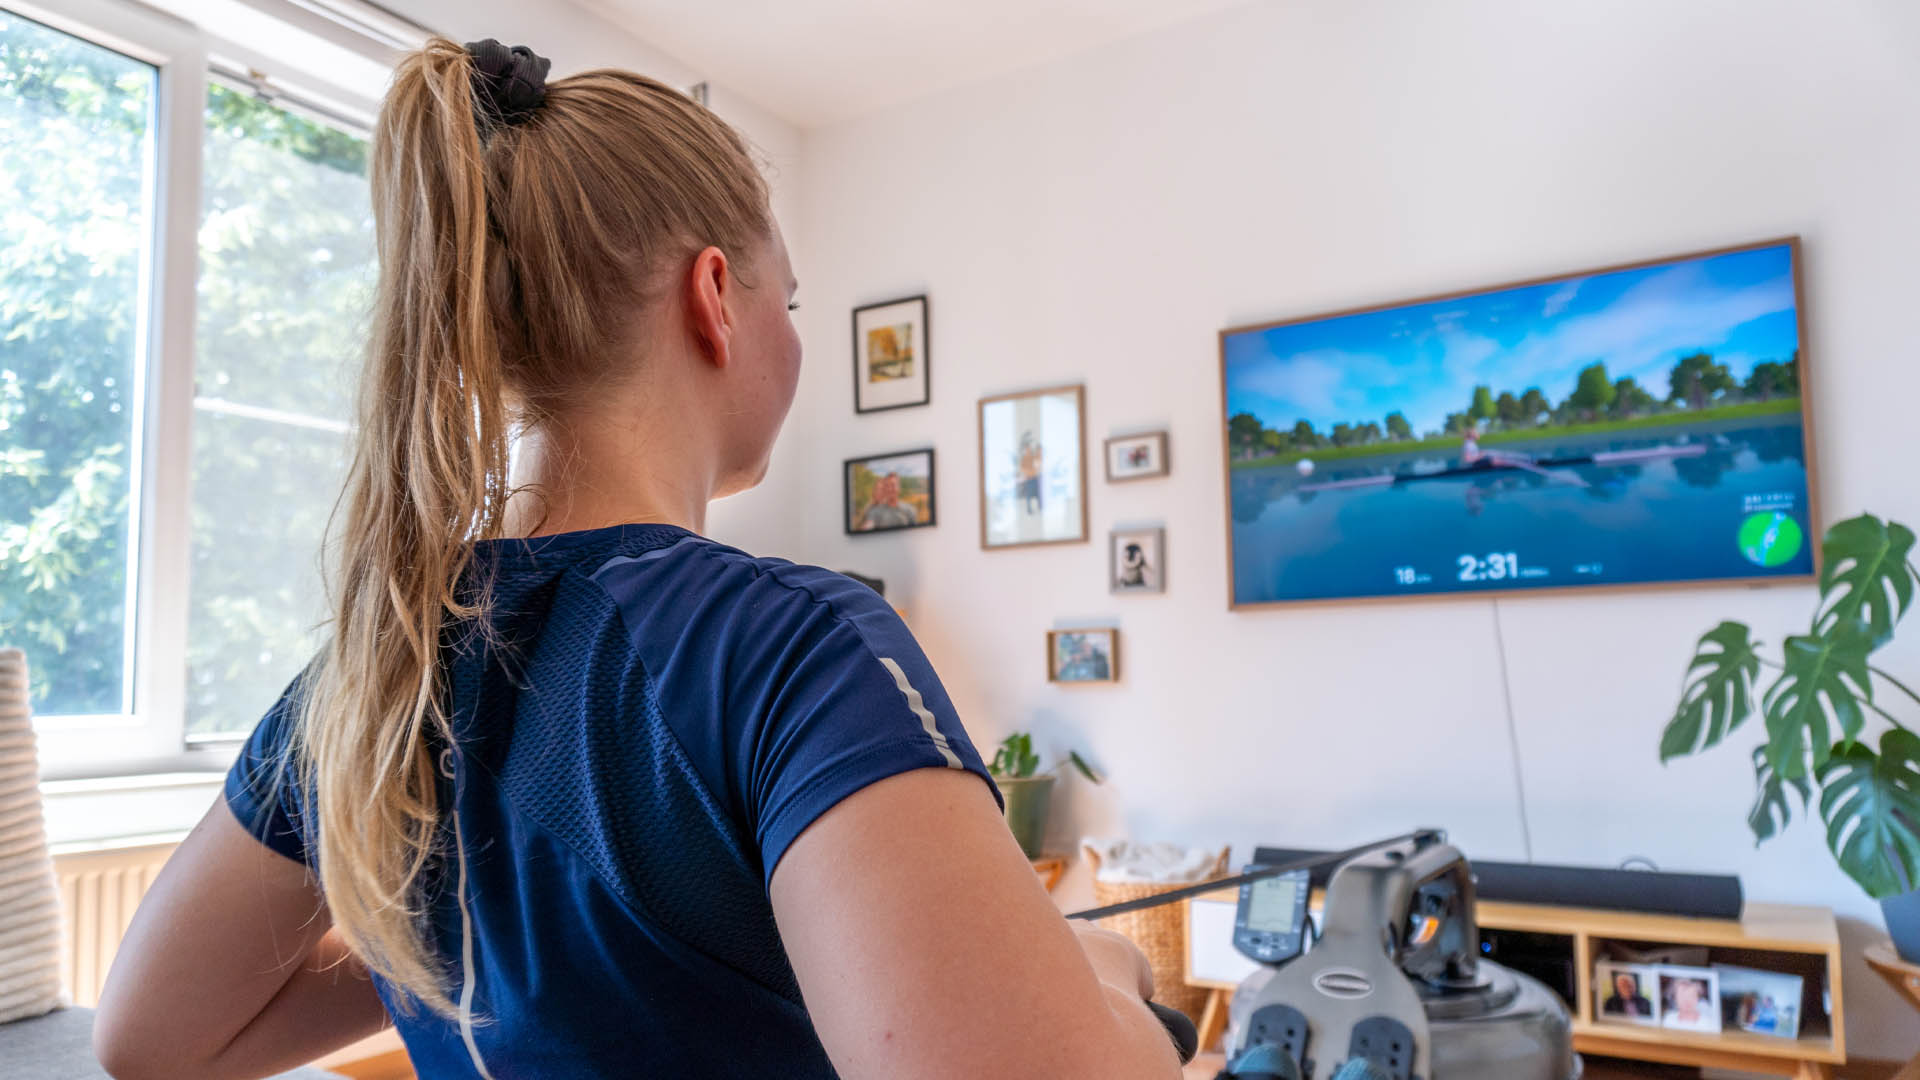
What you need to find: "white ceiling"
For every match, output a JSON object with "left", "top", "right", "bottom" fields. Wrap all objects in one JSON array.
[{"left": 576, "top": 0, "right": 1256, "bottom": 128}]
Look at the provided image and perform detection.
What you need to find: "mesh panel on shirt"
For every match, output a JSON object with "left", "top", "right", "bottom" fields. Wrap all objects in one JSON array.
[{"left": 489, "top": 566, "right": 805, "bottom": 1003}]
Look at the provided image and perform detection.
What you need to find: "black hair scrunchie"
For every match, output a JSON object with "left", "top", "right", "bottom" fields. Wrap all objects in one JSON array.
[{"left": 465, "top": 38, "right": 550, "bottom": 130}]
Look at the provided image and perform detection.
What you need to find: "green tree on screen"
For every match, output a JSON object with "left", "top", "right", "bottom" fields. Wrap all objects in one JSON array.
[
  {"left": 1745, "top": 360, "right": 1796, "bottom": 401},
  {"left": 1667, "top": 351, "right": 1734, "bottom": 410},
  {"left": 1383, "top": 411, "right": 1412, "bottom": 441},
  {"left": 1228, "top": 412, "right": 1266, "bottom": 457},
  {"left": 1566, "top": 362, "right": 1615, "bottom": 419},
  {"left": 1494, "top": 391, "right": 1522, "bottom": 426},
  {"left": 1518, "top": 388, "right": 1549, "bottom": 425},
  {"left": 1610, "top": 376, "right": 1655, "bottom": 418},
  {"left": 1468, "top": 385, "right": 1495, "bottom": 422},
  {"left": 1290, "top": 419, "right": 1319, "bottom": 449}
]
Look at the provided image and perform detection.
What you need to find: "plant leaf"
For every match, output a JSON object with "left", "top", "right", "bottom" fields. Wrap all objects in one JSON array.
[
  {"left": 1817, "top": 515, "right": 1917, "bottom": 647},
  {"left": 1814, "top": 729, "right": 1920, "bottom": 899},
  {"left": 1747, "top": 744, "right": 1809, "bottom": 845},
  {"left": 1763, "top": 620, "right": 1874, "bottom": 777},
  {"left": 991, "top": 733, "right": 1030, "bottom": 778},
  {"left": 1660, "top": 621, "right": 1761, "bottom": 761},
  {"left": 1067, "top": 750, "right": 1104, "bottom": 785}
]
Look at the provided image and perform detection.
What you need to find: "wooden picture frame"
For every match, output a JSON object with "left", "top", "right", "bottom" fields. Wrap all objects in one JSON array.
[
  {"left": 1047, "top": 628, "right": 1119, "bottom": 684},
  {"left": 844, "top": 448, "right": 936, "bottom": 535},
  {"left": 1105, "top": 431, "right": 1170, "bottom": 482},
  {"left": 1218, "top": 236, "right": 1822, "bottom": 611},
  {"left": 852, "top": 294, "right": 930, "bottom": 413},
  {"left": 977, "top": 384, "right": 1089, "bottom": 550},
  {"left": 1110, "top": 527, "right": 1166, "bottom": 594}
]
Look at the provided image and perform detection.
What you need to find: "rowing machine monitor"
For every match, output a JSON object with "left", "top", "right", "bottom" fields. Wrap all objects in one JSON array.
[{"left": 1233, "top": 866, "right": 1310, "bottom": 965}]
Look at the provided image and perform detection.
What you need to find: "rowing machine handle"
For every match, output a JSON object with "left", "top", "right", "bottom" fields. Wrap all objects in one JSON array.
[{"left": 1147, "top": 1001, "right": 1199, "bottom": 1064}]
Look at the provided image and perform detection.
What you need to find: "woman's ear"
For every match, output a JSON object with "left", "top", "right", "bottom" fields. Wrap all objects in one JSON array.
[{"left": 686, "top": 245, "right": 734, "bottom": 368}]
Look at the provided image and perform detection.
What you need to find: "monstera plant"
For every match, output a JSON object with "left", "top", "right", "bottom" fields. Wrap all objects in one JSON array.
[{"left": 1660, "top": 514, "right": 1920, "bottom": 958}]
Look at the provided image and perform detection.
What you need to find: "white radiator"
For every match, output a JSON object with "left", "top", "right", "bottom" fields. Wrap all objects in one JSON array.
[{"left": 50, "top": 842, "right": 175, "bottom": 1007}]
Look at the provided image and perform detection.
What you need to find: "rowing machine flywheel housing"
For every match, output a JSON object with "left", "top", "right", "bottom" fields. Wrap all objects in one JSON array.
[{"left": 1223, "top": 837, "right": 1580, "bottom": 1080}]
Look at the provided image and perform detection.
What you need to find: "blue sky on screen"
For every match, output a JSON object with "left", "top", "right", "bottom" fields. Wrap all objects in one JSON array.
[{"left": 1223, "top": 244, "right": 1799, "bottom": 436}]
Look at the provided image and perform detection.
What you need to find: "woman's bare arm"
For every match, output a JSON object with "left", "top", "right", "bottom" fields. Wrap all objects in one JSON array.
[
  {"left": 769, "top": 767, "right": 1183, "bottom": 1080},
  {"left": 93, "top": 799, "right": 392, "bottom": 1080}
]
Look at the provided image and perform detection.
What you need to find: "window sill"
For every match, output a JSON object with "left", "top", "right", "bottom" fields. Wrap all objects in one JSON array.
[{"left": 40, "top": 771, "right": 226, "bottom": 850}]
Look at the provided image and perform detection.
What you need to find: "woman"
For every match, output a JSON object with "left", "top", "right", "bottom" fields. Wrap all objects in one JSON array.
[{"left": 92, "top": 39, "right": 1179, "bottom": 1080}]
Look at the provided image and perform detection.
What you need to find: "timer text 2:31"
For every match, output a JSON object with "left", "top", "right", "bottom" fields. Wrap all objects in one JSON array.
[{"left": 1390, "top": 552, "right": 1522, "bottom": 586}]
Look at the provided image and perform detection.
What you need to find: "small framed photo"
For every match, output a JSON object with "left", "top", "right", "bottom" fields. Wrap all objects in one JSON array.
[
  {"left": 1716, "top": 965, "right": 1803, "bottom": 1039},
  {"left": 1658, "top": 965, "right": 1722, "bottom": 1034},
  {"left": 978, "top": 385, "right": 1088, "bottom": 549},
  {"left": 1594, "top": 962, "right": 1660, "bottom": 1027},
  {"left": 1105, "top": 431, "right": 1169, "bottom": 481},
  {"left": 1048, "top": 628, "right": 1119, "bottom": 684},
  {"left": 1110, "top": 527, "right": 1165, "bottom": 593},
  {"left": 845, "top": 449, "right": 936, "bottom": 535},
  {"left": 852, "top": 295, "right": 929, "bottom": 413}
]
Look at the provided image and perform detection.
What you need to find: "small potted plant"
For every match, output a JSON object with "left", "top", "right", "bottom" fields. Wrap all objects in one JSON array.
[
  {"left": 1660, "top": 513, "right": 1920, "bottom": 960},
  {"left": 989, "top": 733, "right": 1103, "bottom": 858}
]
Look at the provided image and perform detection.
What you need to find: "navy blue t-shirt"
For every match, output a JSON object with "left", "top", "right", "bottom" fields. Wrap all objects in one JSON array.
[{"left": 225, "top": 524, "right": 1002, "bottom": 1078}]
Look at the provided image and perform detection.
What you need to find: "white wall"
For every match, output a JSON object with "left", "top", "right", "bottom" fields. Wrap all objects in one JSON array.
[{"left": 787, "top": 0, "right": 1920, "bottom": 1059}]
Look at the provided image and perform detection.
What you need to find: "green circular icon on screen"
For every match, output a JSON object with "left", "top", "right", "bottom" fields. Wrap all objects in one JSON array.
[{"left": 1738, "top": 511, "right": 1803, "bottom": 568}]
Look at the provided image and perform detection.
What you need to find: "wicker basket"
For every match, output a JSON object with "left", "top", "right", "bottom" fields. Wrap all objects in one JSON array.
[{"left": 1082, "top": 843, "right": 1230, "bottom": 1022}]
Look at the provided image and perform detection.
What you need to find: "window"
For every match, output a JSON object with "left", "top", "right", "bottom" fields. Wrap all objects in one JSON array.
[
  {"left": 0, "top": 0, "right": 394, "bottom": 773},
  {"left": 188, "top": 82, "right": 370, "bottom": 738},
  {"left": 0, "top": 10, "right": 156, "bottom": 719}
]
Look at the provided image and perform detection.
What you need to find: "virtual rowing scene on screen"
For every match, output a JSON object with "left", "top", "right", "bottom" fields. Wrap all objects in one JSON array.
[{"left": 1223, "top": 239, "right": 1812, "bottom": 606}]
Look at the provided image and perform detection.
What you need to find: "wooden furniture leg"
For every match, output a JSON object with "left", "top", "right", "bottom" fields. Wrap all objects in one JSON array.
[
  {"left": 1195, "top": 987, "right": 1229, "bottom": 1055},
  {"left": 1790, "top": 1063, "right": 1832, "bottom": 1080}
]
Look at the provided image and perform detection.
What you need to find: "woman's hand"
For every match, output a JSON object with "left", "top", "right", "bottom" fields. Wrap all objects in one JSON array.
[{"left": 1068, "top": 921, "right": 1155, "bottom": 1001}]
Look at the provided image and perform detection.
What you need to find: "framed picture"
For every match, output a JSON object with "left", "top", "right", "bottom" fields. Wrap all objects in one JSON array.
[
  {"left": 978, "top": 385, "right": 1088, "bottom": 549},
  {"left": 1658, "top": 965, "right": 1722, "bottom": 1034},
  {"left": 1219, "top": 237, "right": 1818, "bottom": 609},
  {"left": 1594, "top": 962, "right": 1660, "bottom": 1027},
  {"left": 1715, "top": 965, "right": 1803, "bottom": 1039},
  {"left": 1048, "top": 628, "right": 1118, "bottom": 684},
  {"left": 1105, "top": 431, "right": 1169, "bottom": 482},
  {"left": 845, "top": 449, "right": 935, "bottom": 535},
  {"left": 1110, "top": 527, "right": 1165, "bottom": 593},
  {"left": 852, "top": 295, "right": 930, "bottom": 413}
]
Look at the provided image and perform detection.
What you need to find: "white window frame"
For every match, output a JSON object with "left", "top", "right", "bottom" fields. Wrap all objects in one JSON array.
[{"left": 11, "top": 0, "right": 399, "bottom": 779}]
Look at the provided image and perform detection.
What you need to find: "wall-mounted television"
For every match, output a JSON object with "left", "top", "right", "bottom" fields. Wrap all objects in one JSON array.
[{"left": 1220, "top": 238, "right": 1817, "bottom": 608}]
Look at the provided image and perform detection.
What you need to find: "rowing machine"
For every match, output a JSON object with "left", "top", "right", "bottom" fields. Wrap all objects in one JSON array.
[{"left": 1070, "top": 831, "right": 1579, "bottom": 1080}]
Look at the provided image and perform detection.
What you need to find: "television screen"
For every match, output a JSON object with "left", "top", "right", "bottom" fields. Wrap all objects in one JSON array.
[{"left": 1221, "top": 239, "right": 1815, "bottom": 607}]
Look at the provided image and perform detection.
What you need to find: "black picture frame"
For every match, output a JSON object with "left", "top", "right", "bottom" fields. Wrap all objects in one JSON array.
[
  {"left": 851, "top": 294, "right": 931, "bottom": 414},
  {"left": 844, "top": 448, "right": 937, "bottom": 535}
]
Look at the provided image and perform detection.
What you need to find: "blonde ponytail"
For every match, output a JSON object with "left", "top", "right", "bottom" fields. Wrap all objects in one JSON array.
[{"left": 297, "top": 37, "right": 771, "bottom": 1015}]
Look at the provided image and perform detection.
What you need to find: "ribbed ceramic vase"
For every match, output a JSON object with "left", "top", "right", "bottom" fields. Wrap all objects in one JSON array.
[{"left": 0, "top": 648, "right": 64, "bottom": 1022}]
